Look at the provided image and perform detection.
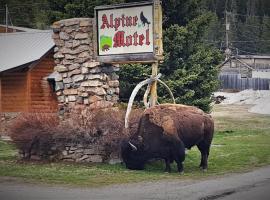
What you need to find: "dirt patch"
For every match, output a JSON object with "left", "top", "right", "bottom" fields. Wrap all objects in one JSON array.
[{"left": 212, "top": 104, "right": 270, "bottom": 131}]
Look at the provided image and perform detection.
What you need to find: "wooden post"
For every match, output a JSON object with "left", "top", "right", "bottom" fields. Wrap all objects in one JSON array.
[
  {"left": 0, "top": 77, "right": 2, "bottom": 112},
  {"left": 149, "top": 62, "right": 158, "bottom": 107}
]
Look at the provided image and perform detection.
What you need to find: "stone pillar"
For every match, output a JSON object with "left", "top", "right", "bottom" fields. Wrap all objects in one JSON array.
[{"left": 51, "top": 18, "right": 119, "bottom": 114}]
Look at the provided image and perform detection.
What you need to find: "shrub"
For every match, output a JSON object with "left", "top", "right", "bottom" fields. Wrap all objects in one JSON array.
[
  {"left": 9, "top": 113, "right": 59, "bottom": 159},
  {"left": 8, "top": 107, "right": 144, "bottom": 161}
]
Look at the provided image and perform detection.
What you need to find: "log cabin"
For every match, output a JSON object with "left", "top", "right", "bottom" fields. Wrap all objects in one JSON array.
[
  {"left": 0, "top": 30, "right": 58, "bottom": 113},
  {"left": 0, "top": 24, "right": 40, "bottom": 33}
]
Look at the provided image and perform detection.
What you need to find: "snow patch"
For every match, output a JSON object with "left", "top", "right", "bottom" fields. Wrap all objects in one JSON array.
[{"left": 214, "top": 90, "right": 270, "bottom": 115}]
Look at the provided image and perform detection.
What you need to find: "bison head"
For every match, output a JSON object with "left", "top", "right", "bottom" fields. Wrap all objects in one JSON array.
[{"left": 121, "top": 136, "right": 147, "bottom": 170}]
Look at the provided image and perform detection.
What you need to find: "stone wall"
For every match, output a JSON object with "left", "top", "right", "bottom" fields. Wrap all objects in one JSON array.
[
  {"left": 51, "top": 18, "right": 119, "bottom": 114},
  {"left": 19, "top": 141, "right": 121, "bottom": 164}
]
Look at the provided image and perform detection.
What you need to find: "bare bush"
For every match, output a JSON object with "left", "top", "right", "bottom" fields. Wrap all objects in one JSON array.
[
  {"left": 9, "top": 113, "right": 59, "bottom": 159},
  {"left": 8, "top": 106, "right": 144, "bottom": 162}
]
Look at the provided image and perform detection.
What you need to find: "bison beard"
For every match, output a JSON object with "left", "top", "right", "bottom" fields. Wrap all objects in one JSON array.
[{"left": 121, "top": 104, "right": 214, "bottom": 173}]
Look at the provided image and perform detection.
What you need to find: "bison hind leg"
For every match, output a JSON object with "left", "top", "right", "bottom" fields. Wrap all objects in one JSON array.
[{"left": 197, "top": 141, "right": 211, "bottom": 170}]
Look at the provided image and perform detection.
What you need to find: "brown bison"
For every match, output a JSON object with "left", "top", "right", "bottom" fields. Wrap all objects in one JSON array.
[{"left": 121, "top": 104, "right": 214, "bottom": 173}]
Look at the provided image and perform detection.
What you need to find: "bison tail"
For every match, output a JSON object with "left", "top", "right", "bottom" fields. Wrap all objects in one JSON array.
[{"left": 204, "top": 116, "right": 214, "bottom": 143}]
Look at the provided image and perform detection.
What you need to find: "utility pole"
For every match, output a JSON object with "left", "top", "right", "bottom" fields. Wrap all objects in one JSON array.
[
  {"left": 225, "top": 11, "right": 231, "bottom": 60},
  {"left": 5, "top": 4, "right": 8, "bottom": 33}
]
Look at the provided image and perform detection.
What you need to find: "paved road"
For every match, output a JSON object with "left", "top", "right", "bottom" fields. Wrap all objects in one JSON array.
[{"left": 0, "top": 166, "right": 270, "bottom": 200}]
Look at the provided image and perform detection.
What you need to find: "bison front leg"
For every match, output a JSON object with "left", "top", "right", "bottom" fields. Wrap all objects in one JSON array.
[
  {"left": 164, "top": 158, "right": 171, "bottom": 173},
  {"left": 172, "top": 140, "right": 185, "bottom": 174}
]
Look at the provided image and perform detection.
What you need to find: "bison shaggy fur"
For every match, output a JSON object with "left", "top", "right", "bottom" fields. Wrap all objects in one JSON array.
[{"left": 121, "top": 104, "right": 214, "bottom": 173}]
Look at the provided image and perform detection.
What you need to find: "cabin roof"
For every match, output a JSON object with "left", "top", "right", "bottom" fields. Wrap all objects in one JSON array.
[
  {"left": 0, "top": 24, "right": 41, "bottom": 33},
  {"left": 0, "top": 30, "right": 54, "bottom": 73}
]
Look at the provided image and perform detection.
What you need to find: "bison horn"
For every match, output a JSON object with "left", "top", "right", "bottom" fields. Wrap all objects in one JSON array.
[{"left": 128, "top": 141, "right": 137, "bottom": 151}]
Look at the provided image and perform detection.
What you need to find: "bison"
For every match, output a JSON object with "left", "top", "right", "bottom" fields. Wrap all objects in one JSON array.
[{"left": 121, "top": 104, "right": 214, "bottom": 173}]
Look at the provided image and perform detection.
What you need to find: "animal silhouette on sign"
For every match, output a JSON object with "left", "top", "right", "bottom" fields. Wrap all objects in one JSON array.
[
  {"left": 102, "top": 44, "right": 110, "bottom": 51},
  {"left": 140, "top": 11, "right": 150, "bottom": 27}
]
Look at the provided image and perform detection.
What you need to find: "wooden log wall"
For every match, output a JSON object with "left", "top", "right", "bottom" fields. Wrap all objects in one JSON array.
[
  {"left": 0, "top": 52, "right": 58, "bottom": 113},
  {"left": 28, "top": 53, "right": 58, "bottom": 113},
  {"left": 0, "top": 71, "right": 28, "bottom": 112}
]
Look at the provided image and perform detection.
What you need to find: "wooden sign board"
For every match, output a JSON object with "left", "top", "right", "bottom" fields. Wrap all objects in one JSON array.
[{"left": 94, "top": 1, "right": 163, "bottom": 63}]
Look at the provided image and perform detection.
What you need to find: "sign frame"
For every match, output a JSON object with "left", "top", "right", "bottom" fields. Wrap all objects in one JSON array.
[{"left": 94, "top": 1, "right": 163, "bottom": 64}]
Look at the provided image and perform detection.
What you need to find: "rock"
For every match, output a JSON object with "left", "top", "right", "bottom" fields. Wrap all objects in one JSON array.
[
  {"left": 55, "top": 82, "right": 64, "bottom": 91},
  {"left": 115, "top": 88, "right": 120, "bottom": 94},
  {"left": 78, "top": 51, "right": 90, "bottom": 58},
  {"left": 62, "top": 60, "right": 73, "bottom": 65},
  {"left": 52, "top": 21, "right": 60, "bottom": 30},
  {"left": 65, "top": 41, "right": 73, "bottom": 48},
  {"left": 108, "top": 80, "right": 119, "bottom": 87},
  {"left": 68, "top": 64, "right": 80, "bottom": 71},
  {"left": 110, "top": 73, "right": 119, "bottom": 80},
  {"left": 108, "top": 158, "right": 121, "bottom": 165},
  {"left": 62, "top": 47, "right": 72, "bottom": 54},
  {"left": 79, "top": 92, "right": 89, "bottom": 97},
  {"left": 63, "top": 18, "right": 79, "bottom": 27},
  {"left": 87, "top": 74, "right": 102, "bottom": 80},
  {"left": 89, "top": 100, "right": 114, "bottom": 109},
  {"left": 65, "top": 54, "right": 76, "bottom": 60},
  {"left": 76, "top": 96, "right": 83, "bottom": 104},
  {"left": 106, "top": 95, "right": 112, "bottom": 101},
  {"left": 88, "top": 95, "right": 103, "bottom": 103},
  {"left": 101, "top": 66, "right": 115, "bottom": 73},
  {"left": 63, "top": 78, "right": 72, "bottom": 84},
  {"left": 74, "top": 57, "right": 88, "bottom": 64},
  {"left": 54, "top": 53, "right": 65, "bottom": 59},
  {"left": 80, "top": 39, "right": 90, "bottom": 44},
  {"left": 112, "top": 95, "right": 119, "bottom": 102},
  {"left": 65, "top": 84, "right": 71, "bottom": 89},
  {"left": 58, "top": 96, "right": 65, "bottom": 103},
  {"left": 88, "top": 155, "right": 103, "bottom": 163},
  {"left": 54, "top": 39, "right": 64, "bottom": 47},
  {"left": 68, "top": 69, "right": 81, "bottom": 77},
  {"left": 75, "top": 33, "right": 88, "bottom": 39},
  {"left": 89, "top": 67, "right": 102, "bottom": 74},
  {"left": 59, "top": 32, "right": 70, "bottom": 40},
  {"left": 64, "top": 27, "right": 73, "bottom": 34},
  {"left": 76, "top": 155, "right": 89, "bottom": 162},
  {"left": 84, "top": 148, "right": 95, "bottom": 155},
  {"left": 107, "top": 88, "right": 115, "bottom": 95},
  {"left": 72, "top": 40, "right": 80, "bottom": 48},
  {"left": 86, "top": 87, "right": 106, "bottom": 96},
  {"left": 80, "top": 19, "right": 91, "bottom": 27},
  {"left": 68, "top": 96, "right": 76, "bottom": 102},
  {"left": 83, "top": 98, "right": 89, "bottom": 105},
  {"left": 81, "top": 67, "right": 89, "bottom": 74},
  {"left": 83, "top": 61, "right": 100, "bottom": 68},
  {"left": 80, "top": 26, "right": 91, "bottom": 33},
  {"left": 56, "top": 91, "right": 62, "bottom": 96},
  {"left": 54, "top": 73, "right": 63, "bottom": 82},
  {"left": 54, "top": 65, "right": 68, "bottom": 72},
  {"left": 52, "top": 33, "right": 60, "bottom": 39},
  {"left": 31, "top": 155, "right": 41, "bottom": 161},
  {"left": 73, "top": 75, "right": 85, "bottom": 82},
  {"left": 81, "top": 80, "right": 103, "bottom": 87},
  {"left": 102, "top": 84, "right": 109, "bottom": 89},
  {"left": 63, "top": 89, "right": 78, "bottom": 95},
  {"left": 62, "top": 150, "right": 68, "bottom": 156}
]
